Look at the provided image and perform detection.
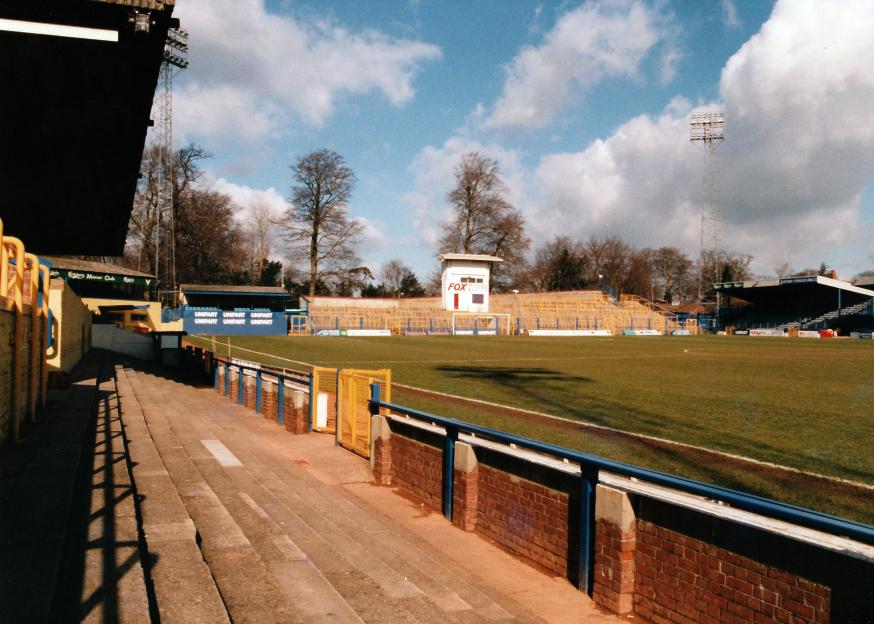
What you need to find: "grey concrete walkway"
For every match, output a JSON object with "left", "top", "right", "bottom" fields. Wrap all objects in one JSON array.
[
  {"left": 120, "top": 358, "right": 624, "bottom": 624},
  {"left": 2, "top": 352, "right": 626, "bottom": 622}
]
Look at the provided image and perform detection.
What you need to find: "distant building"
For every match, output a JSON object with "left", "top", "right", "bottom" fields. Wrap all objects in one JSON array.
[{"left": 438, "top": 253, "right": 503, "bottom": 313}]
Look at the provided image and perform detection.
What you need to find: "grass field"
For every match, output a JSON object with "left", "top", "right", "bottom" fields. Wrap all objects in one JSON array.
[{"left": 188, "top": 335, "right": 874, "bottom": 523}]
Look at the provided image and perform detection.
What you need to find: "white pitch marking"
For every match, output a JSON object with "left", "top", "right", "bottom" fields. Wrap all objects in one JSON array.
[{"left": 202, "top": 439, "right": 243, "bottom": 467}]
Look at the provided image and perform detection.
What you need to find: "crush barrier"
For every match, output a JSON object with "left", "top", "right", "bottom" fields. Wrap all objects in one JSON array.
[{"left": 367, "top": 388, "right": 874, "bottom": 623}]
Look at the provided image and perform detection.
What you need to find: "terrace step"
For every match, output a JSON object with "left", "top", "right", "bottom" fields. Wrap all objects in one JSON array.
[
  {"left": 120, "top": 365, "right": 304, "bottom": 623},
  {"left": 120, "top": 360, "right": 550, "bottom": 623},
  {"left": 113, "top": 365, "right": 230, "bottom": 623}
]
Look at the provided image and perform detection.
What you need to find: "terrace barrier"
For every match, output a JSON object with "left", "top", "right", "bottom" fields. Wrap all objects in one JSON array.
[{"left": 367, "top": 386, "right": 874, "bottom": 623}]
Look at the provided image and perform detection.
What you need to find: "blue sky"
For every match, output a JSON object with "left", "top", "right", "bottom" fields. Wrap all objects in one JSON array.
[{"left": 170, "top": 0, "right": 874, "bottom": 282}]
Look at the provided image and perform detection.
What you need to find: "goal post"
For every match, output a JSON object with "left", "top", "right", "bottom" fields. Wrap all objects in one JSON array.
[{"left": 450, "top": 312, "right": 511, "bottom": 336}]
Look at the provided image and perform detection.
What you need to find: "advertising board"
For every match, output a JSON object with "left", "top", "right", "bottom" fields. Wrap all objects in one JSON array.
[{"left": 183, "top": 309, "right": 286, "bottom": 336}]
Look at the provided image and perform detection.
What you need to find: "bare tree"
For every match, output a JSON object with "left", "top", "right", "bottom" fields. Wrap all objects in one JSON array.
[
  {"left": 380, "top": 259, "right": 408, "bottom": 297},
  {"left": 128, "top": 143, "right": 209, "bottom": 278},
  {"left": 283, "top": 149, "right": 363, "bottom": 296},
  {"left": 174, "top": 189, "right": 248, "bottom": 284},
  {"left": 525, "top": 236, "right": 588, "bottom": 292},
  {"left": 774, "top": 262, "right": 794, "bottom": 279},
  {"left": 244, "top": 199, "right": 278, "bottom": 280},
  {"left": 439, "top": 152, "right": 530, "bottom": 290},
  {"left": 651, "top": 247, "right": 694, "bottom": 303}
]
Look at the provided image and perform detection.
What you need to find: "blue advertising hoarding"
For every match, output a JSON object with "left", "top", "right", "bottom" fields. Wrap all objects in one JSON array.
[{"left": 183, "top": 309, "right": 287, "bottom": 336}]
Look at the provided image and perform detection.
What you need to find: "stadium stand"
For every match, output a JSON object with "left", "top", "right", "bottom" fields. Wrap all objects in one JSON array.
[
  {"left": 300, "top": 290, "right": 695, "bottom": 336},
  {"left": 718, "top": 275, "right": 874, "bottom": 333}
]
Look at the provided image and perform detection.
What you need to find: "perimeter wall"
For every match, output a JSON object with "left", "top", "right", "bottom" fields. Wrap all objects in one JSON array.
[{"left": 371, "top": 415, "right": 873, "bottom": 624}]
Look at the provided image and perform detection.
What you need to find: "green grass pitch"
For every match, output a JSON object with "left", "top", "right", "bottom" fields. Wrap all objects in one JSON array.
[{"left": 189, "top": 335, "right": 874, "bottom": 523}]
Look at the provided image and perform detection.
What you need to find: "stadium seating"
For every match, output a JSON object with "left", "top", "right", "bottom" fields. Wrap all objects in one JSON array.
[{"left": 303, "top": 291, "right": 694, "bottom": 335}]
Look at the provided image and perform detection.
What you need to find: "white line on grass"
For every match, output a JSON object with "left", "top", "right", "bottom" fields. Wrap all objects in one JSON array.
[
  {"left": 391, "top": 382, "right": 874, "bottom": 492},
  {"left": 184, "top": 336, "right": 874, "bottom": 492}
]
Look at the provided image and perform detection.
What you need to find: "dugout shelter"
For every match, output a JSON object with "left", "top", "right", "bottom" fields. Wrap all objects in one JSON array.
[
  {"left": 179, "top": 284, "right": 291, "bottom": 336},
  {"left": 716, "top": 275, "right": 874, "bottom": 332}
]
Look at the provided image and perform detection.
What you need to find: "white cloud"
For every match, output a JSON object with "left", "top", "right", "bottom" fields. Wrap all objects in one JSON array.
[
  {"left": 524, "top": 0, "right": 874, "bottom": 275},
  {"left": 173, "top": 0, "right": 441, "bottom": 141},
  {"left": 174, "top": 85, "right": 281, "bottom": 144},
  {"left": 203, "top": 175, "right": 288, "bottom": 223},
  {"left": 485, "top": 0, "right": 676, "bottom": 131},
  {"left": 352, "top": 216, "right": 389, "bottom": 250},
  {"left": 721, "top": 0, "right": 741, "bottom": 29}
]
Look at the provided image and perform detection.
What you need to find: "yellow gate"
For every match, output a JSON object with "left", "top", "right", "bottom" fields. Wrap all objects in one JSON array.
[{"left": 337, "top": 369, "right": 391, "bottom": 458}]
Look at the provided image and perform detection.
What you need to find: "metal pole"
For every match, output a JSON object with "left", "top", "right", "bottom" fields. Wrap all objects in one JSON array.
[
  {"left": 576, "top": 465, "right": 598, "bottom": 594},
  {"left": 369, "top": 383, "right": 380, "bottom": 416},
  {"left": 442, "top": 426, "right": 458, "bottom": 520},
  {"left": 277, "top": 377, "right": 285, "bottom": 426}
]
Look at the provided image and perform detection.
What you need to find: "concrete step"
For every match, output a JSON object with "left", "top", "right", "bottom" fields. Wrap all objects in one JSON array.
[
  {"left": 121, "top": 365, "right": 305, "bottom": 624},
  {"left": 113, "top": 365, "right": 230, "bottom": 624},
  {"left": 133, "top": 371, "right": 444, "bottom": 624},
  {"left": 143, "top": 369, "right": 543, "bottom": 623}
]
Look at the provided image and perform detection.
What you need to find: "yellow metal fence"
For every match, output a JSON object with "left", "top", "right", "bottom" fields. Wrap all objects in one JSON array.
[{"left": 337, "top": 368, "right": 391, "bottom": 458}]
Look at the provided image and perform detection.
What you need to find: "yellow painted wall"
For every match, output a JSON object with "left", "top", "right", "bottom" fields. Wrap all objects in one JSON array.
[
  {"left": 47, "top": 279, "right": 93, "bottom": 373},
  {"left": 80, "top": 297, "right": 182, "bottom": 333}
]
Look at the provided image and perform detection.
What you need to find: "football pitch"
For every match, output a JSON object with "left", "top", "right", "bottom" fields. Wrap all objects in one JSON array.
[{"left": 189, "top": 335, "right": 874, "bottom": 523}]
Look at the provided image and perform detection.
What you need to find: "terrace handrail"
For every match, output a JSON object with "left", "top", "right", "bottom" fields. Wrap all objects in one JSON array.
[{"left": 368, "top": 396, "right": 874, "bottom": 548}]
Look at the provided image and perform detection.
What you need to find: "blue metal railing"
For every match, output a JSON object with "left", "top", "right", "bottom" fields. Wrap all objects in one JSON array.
[
  {"left": 367, "top": 389, "right": 874, "bottom": 593},
  {"left": 211, "top": 356, "right": 311, "bottom": 422}
]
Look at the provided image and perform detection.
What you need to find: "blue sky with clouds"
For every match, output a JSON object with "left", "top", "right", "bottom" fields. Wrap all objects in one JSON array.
[{"left": 170, "top": 0, "right": 874, "bottom": 281}]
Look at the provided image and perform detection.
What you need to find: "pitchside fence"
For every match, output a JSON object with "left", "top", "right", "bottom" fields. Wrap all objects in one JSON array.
[
  {"left": 183, "top": 345, "right": 390, "bottom": 458},
  {"left": 366, "top": 386, "right": 874, "bottom": 621}
]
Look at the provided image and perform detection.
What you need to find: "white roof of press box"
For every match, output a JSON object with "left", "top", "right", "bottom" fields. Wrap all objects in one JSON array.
[{"left": 438, "top": 253, "right": 503, "bottom": 263}]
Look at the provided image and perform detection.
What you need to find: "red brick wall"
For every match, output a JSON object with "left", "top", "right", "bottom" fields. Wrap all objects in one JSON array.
[
  {"left": 228, "top": 373, "right": 239, "bottom": 403},
  {"left": 261, "top": 382, "right": 277, "bottom": 421},
  {"left": 391, "top": 435, "right": 442, "bottom": 510},
  {"left": 476, "top": 465, "right": 568, "bottom": 576},
  {"left": 243, "top": 376, "right": 256, "bottom": 410},
  {"left": 634, "top": 520, "right": 830, "bottom": 624}
]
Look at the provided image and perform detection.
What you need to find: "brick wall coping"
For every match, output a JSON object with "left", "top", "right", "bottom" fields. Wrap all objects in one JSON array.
[
  {"left": 460, "top": 433, "right": 582, "bottom": 476},
  {"left": 601, "top": 472, "right": 874, "bottom": 562}
]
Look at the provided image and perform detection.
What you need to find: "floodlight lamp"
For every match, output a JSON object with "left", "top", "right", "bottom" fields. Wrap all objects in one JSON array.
[{"left": 133, "top": 12, "right": 150, "bottom": 34}]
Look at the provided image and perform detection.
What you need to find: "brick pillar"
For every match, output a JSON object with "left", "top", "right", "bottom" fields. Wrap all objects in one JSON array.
[
  {"left": 370, "top": 414, "right": 392, "bottom": 485},
  {"left": 452, "top": 442, "right": 478, "bottom": 531},
  {"left": 284, "top": 389, "right": 308, "bottom": 434},
  {"left": 216, "top": 366, "right": 225, "bottom": 394},
  {"left": 593, "top": 484, "right": 636, "bottom": 615},
  {"left": 262, "top": 379, "right": 277, "bottom": 421},
  {"left": 244, "top": 374, "right": 256, "bottom": 410},
  {"left": 228, "top": 368, "right": 239, "bottom": 403}
]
